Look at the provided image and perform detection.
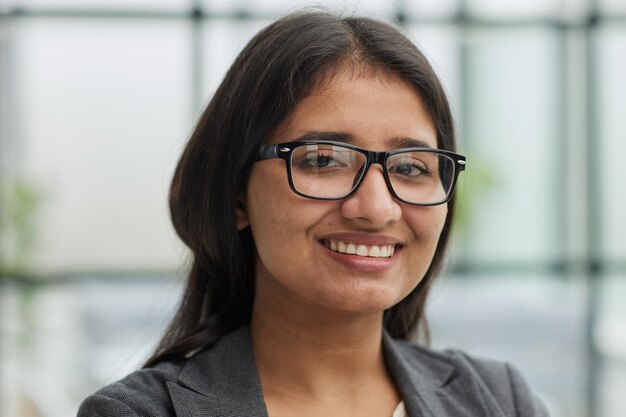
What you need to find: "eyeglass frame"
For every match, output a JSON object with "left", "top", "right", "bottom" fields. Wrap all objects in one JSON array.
[{"left": 256, "top": 140, "right": 466, "bottom": 207}]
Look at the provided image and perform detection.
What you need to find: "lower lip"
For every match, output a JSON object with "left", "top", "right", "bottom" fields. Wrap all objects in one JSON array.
[{"left": 319, "top": 241, "right": 399, "bottom": 273}]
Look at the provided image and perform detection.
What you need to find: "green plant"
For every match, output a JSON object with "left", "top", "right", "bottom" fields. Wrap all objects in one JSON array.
[
  {"left": 0, "top": 178, "right": 42, "bottom": 277},
  {"left": 453, "top": 154, "right": 500, "bottom": 237}
]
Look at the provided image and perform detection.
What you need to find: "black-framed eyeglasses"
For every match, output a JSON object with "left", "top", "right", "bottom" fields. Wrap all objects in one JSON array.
[{"left": 256, "top": 140, "right": 466, "bottom": 206}]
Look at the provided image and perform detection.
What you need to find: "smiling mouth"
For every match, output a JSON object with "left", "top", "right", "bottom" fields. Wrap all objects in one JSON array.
[{"left": 321, "top": 239, "right": 397, "bottom": 258}]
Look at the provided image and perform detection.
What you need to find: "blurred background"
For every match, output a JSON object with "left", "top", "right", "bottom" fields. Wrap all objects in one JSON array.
[{"left": 0, "top": 0, "right": 624, "bottom": 416}]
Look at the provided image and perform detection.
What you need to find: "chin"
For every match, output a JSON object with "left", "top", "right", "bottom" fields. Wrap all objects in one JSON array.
[{"left": 316, "top": 283, "right": 408, "bottom": 315}]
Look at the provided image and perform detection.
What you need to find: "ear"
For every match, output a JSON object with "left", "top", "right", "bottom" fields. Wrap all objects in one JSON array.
[{"left": 235, "top": 194, "right": 250, "bottom": 230}]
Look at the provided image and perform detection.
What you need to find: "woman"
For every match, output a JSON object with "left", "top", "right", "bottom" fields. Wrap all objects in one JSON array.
[{"left": 78, "top": 11, "right": 549, "bottom": 417}]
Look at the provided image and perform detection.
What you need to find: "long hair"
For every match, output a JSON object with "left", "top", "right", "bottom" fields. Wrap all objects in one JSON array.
[{"left": 145, "top": 10, "right": 457, "bottom": 367}]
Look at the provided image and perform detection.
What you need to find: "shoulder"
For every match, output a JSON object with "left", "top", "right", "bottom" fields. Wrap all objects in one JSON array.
[
  {"left": 385, "top": 337, "right": 550, "bottom": 416},
  {"left": 77, "top": 327, "right": 260, "bottom": 417},
  {"left": 77, "top": 359, "right": 184, "bottom": 417},
  {"left": 445, "top": 348, "right": 550, "bottom": 416},
  {"left": 388, "top": 336, "right": 514, "bottom": 386}
]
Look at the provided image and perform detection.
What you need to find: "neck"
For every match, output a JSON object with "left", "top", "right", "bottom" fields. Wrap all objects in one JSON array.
[{"left": 249, "top": 280, "right": 392, "bottom": 400}]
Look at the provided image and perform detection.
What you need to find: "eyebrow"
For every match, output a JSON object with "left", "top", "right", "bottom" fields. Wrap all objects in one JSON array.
[
  {"left": 292, "top": 131, "right": 354, "bottom": 143},
  {"left": 291, "top": 131, "right": 434, "bottom": 149},
  {"left": 389, "top": 136, "right": 434, "bottom": 149}
]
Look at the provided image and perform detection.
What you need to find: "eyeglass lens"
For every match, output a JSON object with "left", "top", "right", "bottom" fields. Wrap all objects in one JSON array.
[{"left": 289, "top": 144, "right": 455, "bottom": 205}]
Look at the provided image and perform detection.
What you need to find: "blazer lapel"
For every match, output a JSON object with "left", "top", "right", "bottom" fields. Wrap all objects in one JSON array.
[
  {"left": 165, "top": 327, "right": 458, "bottom": 417},
  {"left": 166, "top": 327, "right": 269, "bottom": 417},
  {"left": 383, "top": 332, "right": 455, "bottom": 417}
]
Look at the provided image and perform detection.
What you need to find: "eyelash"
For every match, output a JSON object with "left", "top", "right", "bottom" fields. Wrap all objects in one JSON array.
[{"left": 390, "top": 160, "right": 433, "bottom": 177}]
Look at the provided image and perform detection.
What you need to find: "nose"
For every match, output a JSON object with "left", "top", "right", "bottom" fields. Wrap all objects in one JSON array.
[{"left": 340, "top": 165, "right": 402, "bottom": 227}]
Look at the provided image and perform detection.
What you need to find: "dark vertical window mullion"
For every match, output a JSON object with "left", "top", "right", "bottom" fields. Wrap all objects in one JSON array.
[
  {"left": 191, "top": 1, "right": 205, "bottom": 114},
  {"left": 555, "top": 25, "right": 568, "bottom": 277},
  {"left": 457, "top": 0, "right": 472, "bottom": 269},
  {"left": 584, "top": 2, "right": 602, "bottom": 416}
]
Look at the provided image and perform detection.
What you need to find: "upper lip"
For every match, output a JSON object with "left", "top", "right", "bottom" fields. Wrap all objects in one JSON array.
[{"left": 317, "top": 232, "right": 404, "bottom": 246}]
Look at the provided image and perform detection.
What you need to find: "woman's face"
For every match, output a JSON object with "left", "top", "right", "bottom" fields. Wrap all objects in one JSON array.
[{"left": 238, "top": 68, "right": 448, "bottom": 317}]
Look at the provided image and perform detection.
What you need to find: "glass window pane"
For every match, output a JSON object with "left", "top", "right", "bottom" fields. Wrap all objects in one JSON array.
[
  {"left": 406, "top": 0, "right": 459, "bottom": 18},
  {"left": 406, "top": 25, "right": 461, "bottom": 121},
  {"left": 202, "top": 18, "right": 271, "bottom": 99},
  {"left": 467, "top": 0, "right": 557, "bottom": 18},
  {"left": 597, "top": 26, "right": 626, "bottom": 262},
  {"left": 3, "top": 0, "right": 192, "bottom": 11},
  {"left": 457, "top": 28, "right": 561, "bottom": 263},
  {"left": 0, "top": 276, "right": 182, "bottom": 416},
  {"left": 599, "top": 0, "right": 626, "bottom": 14},
  {"left": 202, "top": 0, "right": 395, "bottom": 18},
  {"left": 11, "top": 18, "right": 192, "bottom": 273},
  {"left": 597, "top": 274, "right": 626, "bottom": 417},
  {"left": 466, "top": 0, "right": 586, "bottom": 19}
]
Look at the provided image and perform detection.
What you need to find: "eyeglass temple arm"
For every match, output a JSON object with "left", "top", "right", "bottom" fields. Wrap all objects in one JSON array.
[{"left": 257, "top": 144, "right": 278, "bottom": 161}]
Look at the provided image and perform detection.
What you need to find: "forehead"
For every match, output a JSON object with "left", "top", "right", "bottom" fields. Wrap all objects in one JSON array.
[{"left": 270, "top": 66, "right": 438, "bottom": 150}]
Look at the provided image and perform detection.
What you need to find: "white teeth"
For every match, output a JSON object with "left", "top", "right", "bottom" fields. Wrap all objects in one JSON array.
[{"left": 324, "top": 240, "right": 396, "bottom": 258}]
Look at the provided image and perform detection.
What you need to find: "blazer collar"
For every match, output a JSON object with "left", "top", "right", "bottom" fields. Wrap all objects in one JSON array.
[
  {"left": 167, "top": 327, "right": 268, "bottom": 417},
  {"left": 167, "top": 327, "right": 455, "bottom": 417},
  {"left": 382, "top": 331, "right": 455, "bottom": 417}
]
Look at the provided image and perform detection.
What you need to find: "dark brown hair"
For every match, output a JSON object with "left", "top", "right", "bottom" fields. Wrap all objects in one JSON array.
[{"left": 145, "top": 10, "right": 457, "bottom": 367}]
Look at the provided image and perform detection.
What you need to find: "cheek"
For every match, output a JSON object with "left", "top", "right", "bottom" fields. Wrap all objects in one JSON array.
[
  {"left": 432, "top": 206, "right": 448, "bottom": 239},
  {"left": 399, "top": 205, "right": 448, "bottom": 295},
  {"left": 246, "top": 173, "right": 287, "bottom": 247},
  {"left": 245, "top": 167, "right": 332, "bottom": 268},
  {"left": 245, "top": 163, "right": 300, "bottom": 234},
  {"left": 405, "top": 205, "right": 448, "bottom": 242}
]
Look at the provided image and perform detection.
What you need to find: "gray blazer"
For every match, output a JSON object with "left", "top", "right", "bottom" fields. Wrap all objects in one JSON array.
[{"left": 77, "top": 327, "right": 549, "bottom": 417}]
